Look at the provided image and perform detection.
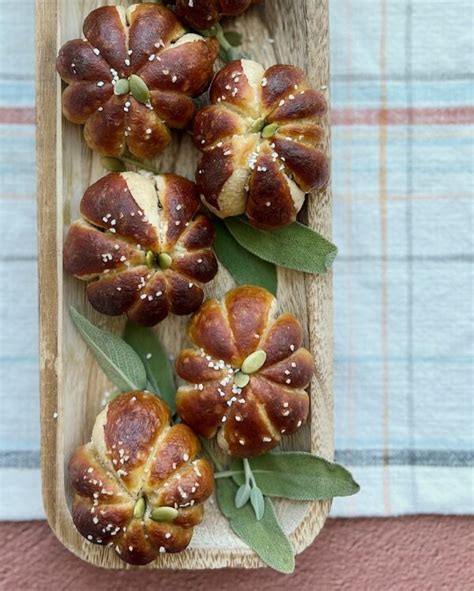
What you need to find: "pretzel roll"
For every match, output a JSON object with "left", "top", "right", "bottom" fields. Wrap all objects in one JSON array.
[
  {"left": 69, "top": 391, "right": 214, "bottom": 565},
  {"left": 56, "top": 3, "right": 218, "bottom": 159},
  {"left": 173, "top": 0, "right": 260, "bottom": 30},
  {"left": 176, "top": 286, "right": 314, "bottom": 457},
  {"left": 64, "top": 172, "right": 218, "bottom": 326},
  {"left": 193, "top": 59, "right": 329, "bottom": 229}
]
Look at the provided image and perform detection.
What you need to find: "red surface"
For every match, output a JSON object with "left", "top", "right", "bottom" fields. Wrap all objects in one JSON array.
[{"left": 1, "top": 517, "right": 473, "bottom": 590}]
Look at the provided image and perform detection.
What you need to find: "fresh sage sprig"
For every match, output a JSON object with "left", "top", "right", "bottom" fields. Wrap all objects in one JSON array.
[
  {"left": 202, "top": 439, "right": 295, "bottom": 573},
  {"left": 211, "top": 450, "right": 360, "bottom": 572},
  {"left": 200, "top": 23, "right": 243, "bottom": 62},
  {"left": 234, "top": 458, "right": 265, "bottom": 520},
  {"left": 225, "top": 217, "right": 338, "bottom": 274},
  {"left": 123, "top": 322, "right": 176, "bottom": 413},
  {"left": 219, "top": 452, "right": 360, "bottom": 501},
  {"left": 213, "top": 218, "right": 277, "bottom": 295},
  {"left": 69, "top": 307, "right": 147, "bottom": 391},
  {"left": 217, "top": 477, "right": 295, "bottom": 573}
]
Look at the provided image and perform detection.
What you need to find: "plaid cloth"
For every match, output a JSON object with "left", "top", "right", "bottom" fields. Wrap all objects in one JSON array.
[{"left": 0, "top": 0, "right": 472, "bottom": 520}]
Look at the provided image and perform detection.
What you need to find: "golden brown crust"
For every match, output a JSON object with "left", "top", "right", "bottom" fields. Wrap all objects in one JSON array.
[
  {"left": 193, "top": 59, "right": 329, "bottom": 229},
  {"left": 69, "top": 391, "right": 214, "bottom": 566},
  {"left": 104, "top": 392, "right": 170, "bottom": 491},
  {"left": 57, "top": 4, "right": 218, "bottom": 159},
  {"left": 176, "top": 286, "right": 314, "bottom": 457},
  {"left": 173, "top": 0, "right": 259, "bottom": 30},
  {"left": 187, "top": 298, "right": 240, "bottom": 365},
  {"left": 145, "top": 424, "right": 199, "bottom": 487},
  {"left": 63, "top": 172, "right": 218, "bottom": 326}
]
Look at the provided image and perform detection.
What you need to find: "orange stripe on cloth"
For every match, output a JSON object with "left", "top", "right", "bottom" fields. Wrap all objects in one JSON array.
[
  {"left": 1, "top": 106, "right": 474, "bottom": 126},
  {"left": 332, "top": 106, "right": 474, "bottom": 125},
  {"left": 0, "top": 107, "right": 36, "bottom": 124},
  {"left": 0, "top": 106, "right": 474, "bottom": 126}
]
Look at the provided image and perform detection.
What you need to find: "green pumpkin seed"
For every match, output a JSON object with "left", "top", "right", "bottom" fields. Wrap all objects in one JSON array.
[
  {"left": 250, "top": 117, "right": 265, "bottom": 133},
  {"left": 150, "top": 506, "right": 179, "bottom": 522},
  {"left": 261, "top": 123, "right": 279, "bottom": 139},
  {"left": 100, "top": 156, "right": 126, "bottom": 172},
  {"left": 158, "top": 252, "right": 172, "bottom": 270},
  {"left": 114, "top": 78, "right": 130, "bottom": 96},
  {"left": 146, "top": 250, "right": 155, "bottom": 269},
  {"left": 129, "top": 74, "right": 150, "bottom": 104},
  {"left": 234, "top": 371, "right": 250, "bottom": 389},
  {"left": 241, "top": 350, "right": 267, "bottom": 374},
  {"left": 133, "top": 497, "right": 146, "bottom": 519}
]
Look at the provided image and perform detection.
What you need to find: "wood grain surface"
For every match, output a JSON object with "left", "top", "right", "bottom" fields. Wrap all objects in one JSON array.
[{"left": 36, "top": 0, "right": 334, "bottom": 569}]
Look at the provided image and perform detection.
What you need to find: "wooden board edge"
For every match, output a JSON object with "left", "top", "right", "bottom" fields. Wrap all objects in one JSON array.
[
  {"left": 36, "top": 0, "right": 334, "bottom": 569},
  {"left": 36, "top": 0, "right": 60, "bottom": 531}
]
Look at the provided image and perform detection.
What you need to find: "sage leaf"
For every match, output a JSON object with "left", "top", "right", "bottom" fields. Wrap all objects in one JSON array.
[
  {"left": 216, "top": 477, "right": 295, "bottom": 573},
  {"left": 224, "top": 46, "right": 242, "bottom": 62},
  {"left": 224, "top": 30, "right": 243, "bottom": 46},
  {"left": 123, "top": 322, "right": 176, "bottom": 413},
  {"left": 101, "top": 156, "right": 126, "bottom": 173},
  {"left": 231, "top": 452, "right": 360, "bottom": 501},
  {"left": 250, "top": 486, "right": 265, "bottom": 520},
  {"left": 224, "top": 217, "right": 338, "bottom": 274},
  {"left": 235, "top": 483, "right": 251, "bottom": 508},
  {"left": 69, "top": 307, "right": 147, "bottom": 392},
  {"left": 214, "top": 218, "right": 277, "bottom": 295}
]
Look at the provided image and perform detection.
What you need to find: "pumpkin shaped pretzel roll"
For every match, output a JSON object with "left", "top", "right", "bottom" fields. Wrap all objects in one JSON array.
[
  {"left": 172, "top": 0, "right": 261, "bottom": 31},
  {"left": 64, "top": 172, "right": 218, "bottom": 326},
  {"left": 56, "top": 3, "right": 218, "bottom": 159},
  {"left": 69, "top": 391, "right": 214, "bottom": 565},
  {"left": 193, "top": 59, "right": 329, "bottom": 229},
  {"left": 176, "top": 286, "right": 314, "bottom": 457}
]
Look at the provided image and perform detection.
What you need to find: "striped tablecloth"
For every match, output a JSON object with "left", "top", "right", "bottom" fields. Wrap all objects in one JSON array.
[{"left": 0, "top": 0, "right": 472, "bottom": 520}]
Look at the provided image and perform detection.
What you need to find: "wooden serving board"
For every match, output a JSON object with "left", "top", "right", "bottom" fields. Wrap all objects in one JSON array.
[{"left": 36, "top": 0, "right": 333, "bottom": 570}]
